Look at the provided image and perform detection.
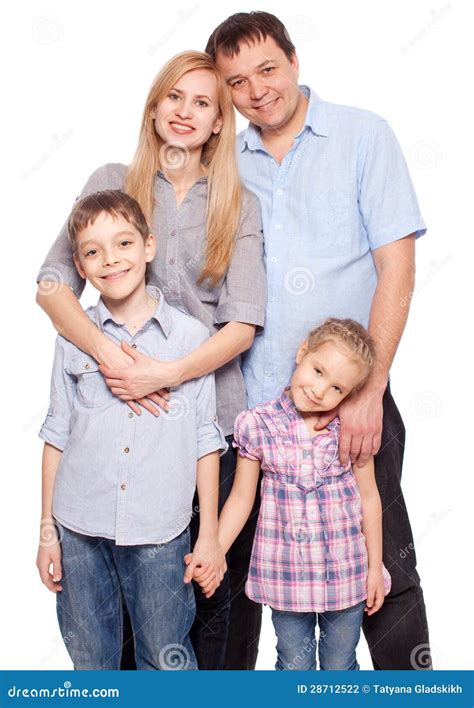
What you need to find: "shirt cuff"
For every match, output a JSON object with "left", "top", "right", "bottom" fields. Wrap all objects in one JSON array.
[
  {"left": 231, "top": 439, "right": 260, "bottom": 461},
  {"left": 39, "top": 423, "right": 68, "bottom": 452},
  {"left": 197, "top": 420, "right": 229, "bottom": 459},
  {"left": 370, "top": 220, "right": 427, "bottom": 251},
  {"left": 213, "top": 301, "right": 265, "bottom": 330}
]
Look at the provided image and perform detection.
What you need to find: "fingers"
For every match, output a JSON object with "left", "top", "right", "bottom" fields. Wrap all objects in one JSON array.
[
  {"left": 355, "top": 435, "right": 373, "bottom": 467},
  {"left": 371, "top": 433, "right": 382, "bottom": 457},
  {"left": 158, "top": 388, "right": 170, "bottom": 401},
  {"left": 348, "top": 435, "right": 362, "bottom": 465},
  {"left": 338, "top": 429, "right": 352, "bottom": 466},
  {"left": 137, "top": 398, "right": 160, "bottom": 417},
  {"left": 126, "top": 401, "right": 141, "bottom": 416},
  {"left": 146, "top": 392, "right": 170, "bottom": 412}
]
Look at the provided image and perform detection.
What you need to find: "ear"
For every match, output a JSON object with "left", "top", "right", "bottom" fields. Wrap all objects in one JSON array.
[
  {"left": 295, "top": 340, "right": 308, "bottom": 365},
  {"left": 212, "top": 114, "right": 224, "bottom": 135},
  {"left": 73, "top": 253, "right": 86, "bottom": 279},
  {"left": 290, "top": 51, "right": 300, "bottom": 78},
  {"left": 145, "top": 234, "right": 156, "bottom": 263}
]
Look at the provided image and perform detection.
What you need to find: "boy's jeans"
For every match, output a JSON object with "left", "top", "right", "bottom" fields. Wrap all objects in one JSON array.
[
  {"left": 56, "top": 522, "right": 197, "bottom": 670},
  {"left": 271, "top": 600, "right": 366, "bottom": 670}
]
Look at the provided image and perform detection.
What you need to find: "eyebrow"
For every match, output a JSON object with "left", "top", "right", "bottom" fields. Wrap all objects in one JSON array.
[
  {"left": 226, "top": 59, "right": 275, "bottom": 84},
  {"left": 169, "top": 87, "right": 212, "bottom": 102},
  {"left": 79, "top": 230, "right": 136, "bottom": 248}
]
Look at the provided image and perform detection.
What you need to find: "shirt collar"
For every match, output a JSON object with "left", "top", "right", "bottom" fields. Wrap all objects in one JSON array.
[
  {"left": 95, "top": 285, "right": 172, "bottom": 338},
  {"left": 240, "top": 85, "right": 328, "bottom": 153},
  {"left": 278, "top": 386, "right": 340, "bottom": 432}
]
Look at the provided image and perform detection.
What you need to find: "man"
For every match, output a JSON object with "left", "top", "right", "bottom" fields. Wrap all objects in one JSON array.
[{"left": 205, "top": 11, "right": 431, "bottom": 670}]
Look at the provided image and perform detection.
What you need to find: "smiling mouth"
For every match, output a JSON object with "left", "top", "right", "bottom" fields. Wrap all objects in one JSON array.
[
  {"left": 101, "top": 269, "right": 130, "bottom": 281},
  {"left": 303, "top": 389, "right": 320, "bottom": 405},
  {"left": 169, "top": 122, "right": 194, "bottom": 133},
  {"left": 253, "top": 97, "right": 280, "bottom": 111}
]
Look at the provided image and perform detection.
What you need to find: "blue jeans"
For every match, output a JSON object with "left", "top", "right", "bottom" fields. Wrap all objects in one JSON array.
[
  {"left": 271, "top": 600, "right": 366, "bottom": 670},
  {"left": 56, "top": 522, "right": 197, "bottom": 670}
]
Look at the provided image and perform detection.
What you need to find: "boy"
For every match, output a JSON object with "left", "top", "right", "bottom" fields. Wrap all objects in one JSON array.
[{"left": 36, "top": 190, "right": 227, "bottom": 670}]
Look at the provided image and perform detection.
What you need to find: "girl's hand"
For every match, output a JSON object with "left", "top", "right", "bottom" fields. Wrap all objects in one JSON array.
[
  {"left": 183, "top": 537, "right": 227, "bottom": 596},
  {"left": 364, "top": 567, "right": 386, "bottom": 616},
  {"left": 36, "top": 540, "right": 63, "bottom": 593}
]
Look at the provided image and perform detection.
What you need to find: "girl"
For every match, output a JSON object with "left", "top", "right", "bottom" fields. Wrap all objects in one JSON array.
[
  {"left": 35, "top": 51, "right": 266, "bottom": 670},
  {"left": 194, "top": 318, "right": 391, "bottom": 670}
]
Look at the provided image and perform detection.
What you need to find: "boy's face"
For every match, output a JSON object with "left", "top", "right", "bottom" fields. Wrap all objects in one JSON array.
[
  {"left": 289, "top": 340, "right": 368, "bottom": 414},
  {"left": 73, "top": 212, "right": 155, "bottom": 300},
  {"left": 215, "top": 35, "right": 301, "bottom": 132}
]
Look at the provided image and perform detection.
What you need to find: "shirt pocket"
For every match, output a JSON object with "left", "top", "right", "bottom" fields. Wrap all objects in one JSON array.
[{"left": 68, "top": 354, "right": 110, "bottom": 408}]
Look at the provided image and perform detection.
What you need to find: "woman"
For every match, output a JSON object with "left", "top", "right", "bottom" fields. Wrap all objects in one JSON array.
[{"left": 36, "top": 51, "right": 266, "bottom": 671}]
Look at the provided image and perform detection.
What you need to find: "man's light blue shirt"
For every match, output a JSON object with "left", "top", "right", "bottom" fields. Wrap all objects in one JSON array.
[{"left": 237, "top": 86, "right": 427, "bottom": 408}]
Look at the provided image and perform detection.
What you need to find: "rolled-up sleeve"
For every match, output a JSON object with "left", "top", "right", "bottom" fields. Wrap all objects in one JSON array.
[
  {"left": 36, "top": 163, "right": 126, "bottom": 297},
  {"left": 232, "top": 409, "right": 261, "bottom": 461},
  {"left": 358, "top": 119, "right": 427, "bottom": 251},
  {"left": 39, "top": 336, "right": 76, "bottom": 451},
  {"left": 195, "top": 368, "right": 228, "bottom": 459},
  {"left": 213, "top": 188, "right": 267, "bottom": 331}
]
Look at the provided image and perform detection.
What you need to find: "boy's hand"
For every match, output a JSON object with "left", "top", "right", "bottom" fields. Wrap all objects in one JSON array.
[
  {"left": 183, "top": 536, "right": 227, "bottom": 596},
  {"left": 36, "top": 537, "right": 63, "bottom": 593},
  {"left": 364, "top": 567, "right": 386, "bottom": 616}
]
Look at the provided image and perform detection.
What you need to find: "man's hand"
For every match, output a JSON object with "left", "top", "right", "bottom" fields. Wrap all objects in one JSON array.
[
  {"left": 36, "top": 539, "right": 63, "bottom": 593},
  {"left": 99, "top": 340, "right": 171, "bottom": 417},
  {"left": 314, "top": 384, "right": 385, "bottom": 467}
]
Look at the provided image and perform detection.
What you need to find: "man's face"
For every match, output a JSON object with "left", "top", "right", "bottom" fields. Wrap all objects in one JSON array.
[{"left": 215, "top": 35, "right": 301, "bottom": 132}]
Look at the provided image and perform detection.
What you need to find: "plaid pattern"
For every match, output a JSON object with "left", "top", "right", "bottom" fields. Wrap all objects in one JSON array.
[{"left": 233, "top": 388, "right": 391, "bottom": 612}]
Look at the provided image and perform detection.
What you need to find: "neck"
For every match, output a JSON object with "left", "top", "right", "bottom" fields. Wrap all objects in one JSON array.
[
  {"left": 162, "top": 148, "right": 206, "bottom": 191},
  {"left": 100, "top": 283, "right": 158, "bottom": 333}
]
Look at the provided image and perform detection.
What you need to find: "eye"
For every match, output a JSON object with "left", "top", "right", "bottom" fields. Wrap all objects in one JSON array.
[
  {"left": 169, "top": 92, "right": 181, "bottom": 101},
  {"left": 313, "top": 368, "right": 322, "bottom": 376},
  {"left": 85, "top": 249, "right": 97, "bottom": 257},
  {"left": 120, "top": 240, "right": 132, "bottom": 247},
  {"left": 262, "top": 66, "right": 275, "bottom": 74},
  {"left": 231, "top": 79, "right": 245, "bottom": 89},
  {"left": 333, "top": 386, "right": 342, "bottom": 394},
  {"left": 196, "top": 99, "right": 209, "bottom": 108}
]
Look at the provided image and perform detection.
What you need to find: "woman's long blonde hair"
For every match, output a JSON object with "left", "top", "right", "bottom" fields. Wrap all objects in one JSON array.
[{"left": 125, "top": 50, "right": 242, "bottom": 286}]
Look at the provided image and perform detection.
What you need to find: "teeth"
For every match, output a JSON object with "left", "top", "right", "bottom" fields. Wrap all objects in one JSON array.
[{"left": 171, "top": 123, "right": 193, "bottom": 132}]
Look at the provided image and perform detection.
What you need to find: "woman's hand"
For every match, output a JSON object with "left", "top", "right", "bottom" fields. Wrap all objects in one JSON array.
[
  {"left": 364, "top": 566, "right": 386, "bottom": 616},
  {"left": 99, "top": 341, "right": 174, "bottom": 416}
]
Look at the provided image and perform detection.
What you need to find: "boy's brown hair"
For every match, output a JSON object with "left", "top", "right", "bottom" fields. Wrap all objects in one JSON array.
[{"left": 205, "top": 11, "right": 296, "bottom": 62}]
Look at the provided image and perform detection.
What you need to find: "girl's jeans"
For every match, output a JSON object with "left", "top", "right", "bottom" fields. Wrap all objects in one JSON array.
[
  {"left": 56, "top": 522, "right": 197, "bottom": 670},
  {"left": 271, "top": 600, "right": 366, "bottom": 670}
]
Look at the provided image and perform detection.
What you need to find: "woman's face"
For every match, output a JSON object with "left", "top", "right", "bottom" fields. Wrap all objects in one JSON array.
[{"left": 152, "top": 69, "right": 223, "bottom": 154}]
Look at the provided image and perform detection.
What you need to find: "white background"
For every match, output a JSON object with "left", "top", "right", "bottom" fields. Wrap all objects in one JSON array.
[{"left": 2, "top": 0, "right": 472, "bottom": 670}]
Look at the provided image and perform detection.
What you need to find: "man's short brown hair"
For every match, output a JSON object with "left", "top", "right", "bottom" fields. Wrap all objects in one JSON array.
[{"left": 205, "top": 11, "right": 296, "bottom": 63}]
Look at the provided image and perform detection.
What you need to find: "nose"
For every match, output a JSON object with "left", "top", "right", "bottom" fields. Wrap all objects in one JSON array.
[
  {"left": 103, "top": 249, "right": 120, "bottom": 267},
  {"left": 311, "top": 383, "right": 327, "bottom": 401},
  {"left": 175, "top": 100, "right": 193, "bottom": 120},
  {"left": 248, "top": 76, "right": 267, "bottom": 103}
]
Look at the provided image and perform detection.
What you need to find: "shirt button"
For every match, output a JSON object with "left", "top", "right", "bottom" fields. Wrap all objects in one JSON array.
[
  {"left": 170, "top": 229, "right": 176, "bottom": 236},
  {"left": 276, "top": 188, "right": 284, "bottom": 195},
  {"left": 84, "top": 363, "right": 90, "bottom": 370},
  {"left": 120, "top": 483, "right": 127, "bottom": 491},
  {"left": 270, "top": 257, "right": 277, "bottom": 263},
  {"left": 124, "top": 447, "right": 130, "bottom": 453},
  {"left": 275, "top": 224, "right": 282, "bottom": 230},
  {"left": 269, "top": 296, "right": 274, "bottom": 302},
  {"left": 128, "top": 412, "right": 134, "bottom": 418},
  {"left": 131, "top": 344, "right": 137, "bottom": 349},
  {"left": 169, "top": 258, "right": 176, "bottom": 265}
]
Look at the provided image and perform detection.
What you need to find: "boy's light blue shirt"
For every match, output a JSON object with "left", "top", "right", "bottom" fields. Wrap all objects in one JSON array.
[
  {"left": 39, "top": 285, "right": 228, "bottom": 546},
  {"left": 237, "top": 85, "right": 427, "bottom": 409}
]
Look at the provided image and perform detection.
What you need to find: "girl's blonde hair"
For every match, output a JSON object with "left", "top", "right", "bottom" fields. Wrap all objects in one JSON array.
[
  {"left": 125, "top": 50, "right": 242, "bottom": 286},
  {"left": 306, "top": 318, "right": 376, "bottom": 392}
]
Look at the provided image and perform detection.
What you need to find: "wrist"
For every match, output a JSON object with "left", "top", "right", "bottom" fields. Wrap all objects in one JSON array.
[
  {"left": 91, "top": 331, "right": 114, "bottom": 364},
  {"left": 171, "top": 357, "right": 187, "bottom": 387}
]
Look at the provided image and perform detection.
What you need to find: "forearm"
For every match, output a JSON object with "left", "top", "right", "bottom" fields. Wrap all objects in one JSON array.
[
  {"left": 196, "top": 451, "right": 220, "bottom": 538},
  {"left": 173, "top": 322, "right": 255, "bottom": 385},
  {"left": 41, "top": 443, "right": 62, "bottom": 521},
  {"left": 360, "top": 492, "right": 383, "bottom": 569},
  {"left": 217, "top": 493, "right": 255, "bottom": 554},
  {"left": 368, "top": 236, "right": 416, "bottom": 392},
  {"left": 36, "top": 284, "right": 107, "bottom": 362}
]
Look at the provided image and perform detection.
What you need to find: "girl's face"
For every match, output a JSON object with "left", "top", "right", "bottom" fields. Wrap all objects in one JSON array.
[
  {"left": 289, "top": 339, "right": 368, "bottom": 414},
  {"left": 152, "top": 69, "right": 223, "bottom": 154}
]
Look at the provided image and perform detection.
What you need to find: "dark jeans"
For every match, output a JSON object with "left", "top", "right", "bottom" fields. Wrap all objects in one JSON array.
[
  {"left": 189, "top": 435, "right": 262, "bottom": 670},
  {"left": 362, "top": 383, "right": 432, "bottom": 669}
]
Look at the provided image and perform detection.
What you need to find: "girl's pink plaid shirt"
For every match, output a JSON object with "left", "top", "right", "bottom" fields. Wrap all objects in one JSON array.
[{"left": 233, "top": 387, "right": 391, "bottom": 612}]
